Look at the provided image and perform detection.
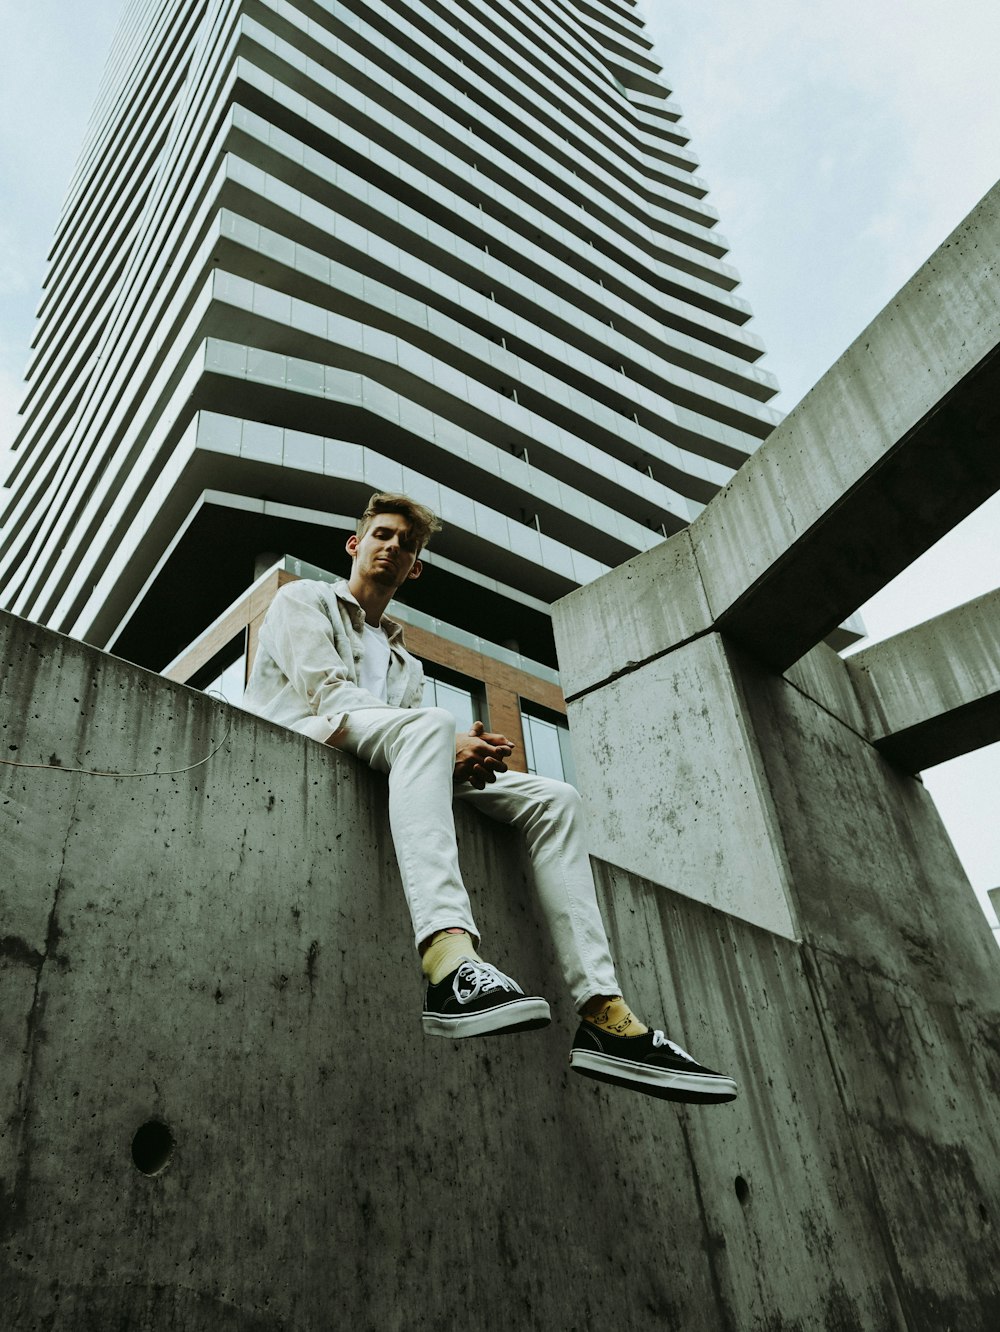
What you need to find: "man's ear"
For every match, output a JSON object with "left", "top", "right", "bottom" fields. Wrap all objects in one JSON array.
[
  {"left": 346, "top": 533, "right": 358, "bottom": 559},
  {"left": 407, "top": 558, "right": 423, "bottom": 582}
]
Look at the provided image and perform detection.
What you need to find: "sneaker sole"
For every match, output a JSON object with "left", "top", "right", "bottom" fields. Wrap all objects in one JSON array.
[
  {"left": 569, "top": 1049, "right": 738, "bottom": 1104},
  {"left": 422, "top": 997, "right": 552, "bottom": 1039}
]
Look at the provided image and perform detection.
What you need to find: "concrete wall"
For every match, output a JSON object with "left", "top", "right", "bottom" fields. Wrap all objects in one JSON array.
[
  {"left": 552, "top": 185, "right": 1000, "bottom": 941},
  {"left": 3, "top": 610, "right": 1000, "bottom": 1330}
]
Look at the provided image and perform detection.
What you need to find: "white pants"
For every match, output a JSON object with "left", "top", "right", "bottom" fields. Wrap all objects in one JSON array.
[{"left": 334, "top": 705, "right": 621, "bottom": 1010}]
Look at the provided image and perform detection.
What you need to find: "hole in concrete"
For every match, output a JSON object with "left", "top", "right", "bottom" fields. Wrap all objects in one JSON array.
[
  {"left": 734, "top": 1175, "right": 750, "bottom": 1205},
  {"left": 980, "top": 1203, "right": 990, "bottom": 1225},
  {"left": 131, "top": 1120, "right": 174, "bottom": 1176}
]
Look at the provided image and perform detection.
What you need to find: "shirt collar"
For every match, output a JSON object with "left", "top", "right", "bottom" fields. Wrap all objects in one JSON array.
[{"left": 333, "top": 580, "right": 406, "bottom": 644}]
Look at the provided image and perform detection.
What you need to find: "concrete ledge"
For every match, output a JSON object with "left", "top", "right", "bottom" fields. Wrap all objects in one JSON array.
[{"left": 847, "top": 587, "right": 1000, "bottom": 770}]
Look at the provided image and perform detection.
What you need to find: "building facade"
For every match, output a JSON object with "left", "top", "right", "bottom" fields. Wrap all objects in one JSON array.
[{"left": 0, "top": 0, "right": 781, "bottom": 756}]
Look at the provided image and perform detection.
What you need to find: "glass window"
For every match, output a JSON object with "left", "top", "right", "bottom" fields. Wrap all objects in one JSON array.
[
  {"left": 422, "top": 669, "right": 482, "bottom": 732},
  {"left": 190, "top": 632, "right": 248, "bottom": 707},
  {"left": 520, "top": 706, "right": 576, "bottom": 786},
  {"left": 202, "top": 653, "right": 247, "bottom": 708}
]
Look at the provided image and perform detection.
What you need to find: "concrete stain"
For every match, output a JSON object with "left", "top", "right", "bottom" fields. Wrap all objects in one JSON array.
[
  {"left": 305, "top": 939, "right": 320, "bottom": 994},
  {"left": 0, "top": 935, "right": 45, "bottom": 969}
]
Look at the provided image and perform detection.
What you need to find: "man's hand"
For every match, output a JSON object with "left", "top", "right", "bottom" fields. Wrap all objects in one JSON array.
[{"left": 454, "top": 720, "right": 515, "bottom": 789}]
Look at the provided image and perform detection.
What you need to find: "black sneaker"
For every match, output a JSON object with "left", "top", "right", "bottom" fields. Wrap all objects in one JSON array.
[
  {"left": 422, "top": 959, "right": 551, "bottom": 1038},
  {"left": 569, "top": 1023, "right": 737, "bottom": 1103}
]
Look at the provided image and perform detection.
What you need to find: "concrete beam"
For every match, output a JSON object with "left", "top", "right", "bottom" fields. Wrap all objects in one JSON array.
[
  {"left": 555, "top": 184, "right": 1000, "bottom": 697},
  {"left": 847, "top": 588, "right": 1000, "bottom": 771},
  {"left": 690, "top": 181, "right": 1000, "bottom": 671}
]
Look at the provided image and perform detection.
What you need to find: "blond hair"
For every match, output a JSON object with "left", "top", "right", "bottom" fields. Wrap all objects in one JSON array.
[{"left": 357, "top": 492, "right": 442, "bottom": 551}]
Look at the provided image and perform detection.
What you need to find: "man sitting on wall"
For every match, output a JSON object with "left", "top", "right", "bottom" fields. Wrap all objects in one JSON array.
[{"left": 244, "top": 491, "right": 737, "bottom": 1104}]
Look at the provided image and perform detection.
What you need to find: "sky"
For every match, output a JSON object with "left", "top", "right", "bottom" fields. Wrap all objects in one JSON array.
[
  {"left": 0, "top": 1, "right": 998, "bottom": 927},
  {"left": 639, "top": 0, "right": 1000, "bottom": 935}
]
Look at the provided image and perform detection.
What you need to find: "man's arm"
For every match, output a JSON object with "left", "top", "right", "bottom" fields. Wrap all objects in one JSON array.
[
  {"left": 259, "top": 585, "right": 511, "bottom": 773},
  {"left": 257, "top": 582, "right": 393, "bottom": 740}
]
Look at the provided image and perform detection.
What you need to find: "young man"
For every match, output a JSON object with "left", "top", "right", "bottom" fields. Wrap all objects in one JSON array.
[{"left": 244, "top": 492, "right": 737, "bottom": 1104}]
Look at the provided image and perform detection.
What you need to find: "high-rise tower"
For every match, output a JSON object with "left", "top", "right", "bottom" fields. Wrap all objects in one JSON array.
[{"left": 0, "top": 0, "right": 780, "bottom": 674}]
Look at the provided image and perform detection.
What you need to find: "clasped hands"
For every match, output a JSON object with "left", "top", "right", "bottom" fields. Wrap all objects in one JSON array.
[{"left": 454, "top": 719, "right": 515, "bottom": 789}]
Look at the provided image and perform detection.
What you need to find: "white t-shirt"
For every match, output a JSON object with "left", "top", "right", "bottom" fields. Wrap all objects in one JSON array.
[
  {"left": 339, "top": 587, "right": 393, "bottom": 701},
  {"left": 359, "top": 618, "right": 391, "bottom": 702},
  {"left": 243, "top": 580, "right": 425, "bottom": 743}
]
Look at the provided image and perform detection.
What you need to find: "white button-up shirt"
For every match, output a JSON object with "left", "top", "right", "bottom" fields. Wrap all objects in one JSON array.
[{"left": 243, "top": 578, "right": 425, "bottom": 743}]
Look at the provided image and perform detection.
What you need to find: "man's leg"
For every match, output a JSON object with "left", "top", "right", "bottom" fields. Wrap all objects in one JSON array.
[
  {"left": 458, "top": 770, "right": 739, "bottom": 1104},
  {"left": 335, "top": 704, "right": 476, "bottom": 944},
  {"left": 456, "top": 770, "right": 619, "bottom": 1010},
  {"left": 332, "top": 705, "right": 550, "bottom": 1036}
]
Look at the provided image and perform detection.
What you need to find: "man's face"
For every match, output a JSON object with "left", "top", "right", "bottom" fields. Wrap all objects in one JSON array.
[{"left": 346, "top": 511, "right": 423, "bottom": 590}]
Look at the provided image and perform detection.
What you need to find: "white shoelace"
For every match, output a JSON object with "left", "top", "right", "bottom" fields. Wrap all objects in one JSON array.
[
  {"left": 652, "top": 1031, "right": 697, "bottom": 1064},
  {"left": 453, "top": 959, "right": 525, "bottom": 1005}
]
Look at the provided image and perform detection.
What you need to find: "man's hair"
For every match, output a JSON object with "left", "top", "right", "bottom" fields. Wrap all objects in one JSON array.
[{"left": 356, "top": 492, "right": 443, "bottom": 551}]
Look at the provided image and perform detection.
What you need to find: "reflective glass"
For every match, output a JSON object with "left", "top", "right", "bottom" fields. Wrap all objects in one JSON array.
[
  {"left": 521, "top": 710, "right": 575, "bottom": 785},
  {"left": 203, "top": 654, "right": 247, "bottom": 708},
  {"left": 422, "top": 675, "right": 477, "bottom": 731}
]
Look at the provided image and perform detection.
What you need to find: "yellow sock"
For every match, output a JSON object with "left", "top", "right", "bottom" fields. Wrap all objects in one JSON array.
[
  {"left": 421, "top": 929, "right": 483, "bottom": 985},
  {"left": 581, "top": 996, "right": 649, "bottom": 1037}
]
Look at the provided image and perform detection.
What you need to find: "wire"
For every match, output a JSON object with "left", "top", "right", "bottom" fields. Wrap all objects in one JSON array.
[{"left": 0, "top": 692, "right": 234, "bottom": 779}]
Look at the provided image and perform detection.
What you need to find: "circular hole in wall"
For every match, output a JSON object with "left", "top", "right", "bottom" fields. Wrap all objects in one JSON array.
[
  {"left": 734, "top": 1175, "right": 750, "bottom": 1205},
  {"left": 131, "top": 1120, "right": 174, "bottom": 1176}
]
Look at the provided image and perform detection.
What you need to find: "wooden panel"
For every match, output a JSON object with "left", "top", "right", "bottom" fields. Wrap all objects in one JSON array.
[
  {"left": 245, "top": 572, "right": 298, "bottom": 680},
  {"left": 400, "top": 620, "right": 566, "bottom": 715},
  {"left": 484, "top": 684, "right": 528, "bottom": 773},
  {"left": 165, "top": 571, "right": 293, "bottom": 685}
]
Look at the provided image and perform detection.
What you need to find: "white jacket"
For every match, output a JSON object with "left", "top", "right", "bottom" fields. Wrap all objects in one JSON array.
[{"left": 243, "top": 578, "right": 425, "bottom": 743}]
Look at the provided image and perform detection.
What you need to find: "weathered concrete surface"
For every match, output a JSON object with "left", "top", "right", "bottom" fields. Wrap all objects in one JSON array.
[
  {"left": 557, "top": 620, "right": 1000, "bottom": 1325},
  {"left": 554, "top": 184, "right": 1000, "bottom": 992},
  {"left": 726, "top": 639, "right": 998, "bottom": 998},
  {"left": 550, "top": 184, "right": 1000, "bottom": 1316},
  {"left": 564, "top": 631, "right": 801, "bottom": 939},
  {"left": 552, "top": 529, "right": 712, "bottom": 700},
  {"left": 4, "top": 611, "right": 999, "bottom": 1329},
  {"left": 782, "top": 639, "right": 869, "bottom": 736},
  {"left": 560, "top": 615, "right": 1000, "bottom": 980},
  {"left": 556, "top": 183, "right": 1000, "bottom": 681},
  {"left": 695, "top": 181, "right": 1000, "bottom": 670},
  {"left": 847, "top": 587, "right": 1000, "bottom": 770},
  {"left": 556, "top": 546, "right": 1000, "bottom": 941}
]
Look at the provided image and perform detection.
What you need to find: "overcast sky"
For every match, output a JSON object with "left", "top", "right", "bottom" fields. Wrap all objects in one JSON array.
[
  {"left": 0, "top": 1, "right": 998, "bottom": 922},
  {"left": 639, "top": 0, "right": 1000, "bottom": 929}
]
